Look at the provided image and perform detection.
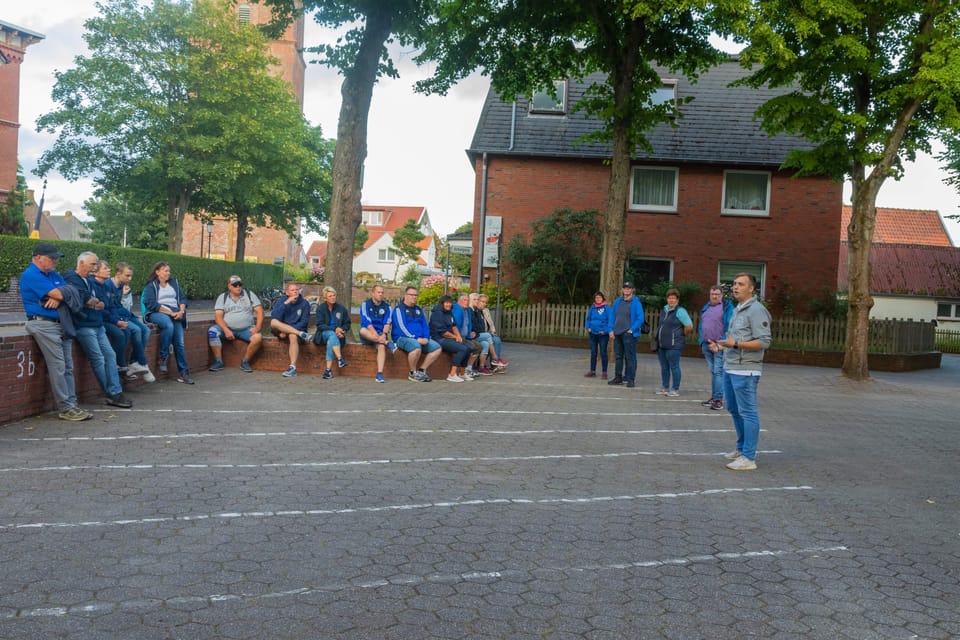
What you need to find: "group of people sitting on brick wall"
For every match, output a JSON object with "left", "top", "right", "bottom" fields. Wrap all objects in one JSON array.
[
  {"left": 20, "top": 243, "right": 194, "bottom": 421},
  {"left": 214, "top": 279, "right": 508, "bottom": 384}
]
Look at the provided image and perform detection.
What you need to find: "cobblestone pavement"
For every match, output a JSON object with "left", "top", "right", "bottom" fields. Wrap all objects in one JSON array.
[{"left": 1, "top": 346, "right": 957, "bottom": 639}]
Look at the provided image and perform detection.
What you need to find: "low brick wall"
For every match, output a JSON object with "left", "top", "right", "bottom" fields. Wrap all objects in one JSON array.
[
  {"left": 532, "top": 335, "right": 942, "bottom": 371},
  {"left": 1, "top": 323, "right": 455, "bottom": 425},
  {"left": 215, "top": 335, "right": 454, "bottom": 380}
]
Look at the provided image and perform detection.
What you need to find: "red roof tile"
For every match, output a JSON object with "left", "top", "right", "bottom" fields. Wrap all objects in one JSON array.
[
  {"left": 838, "top": 243, "right": 960, "bottom": 297},
  {"left": 841, "top": 206, "right": 953, "bottom": 246}
]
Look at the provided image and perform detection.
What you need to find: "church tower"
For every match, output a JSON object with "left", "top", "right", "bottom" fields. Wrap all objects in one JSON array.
[{"left": 182, "top": 2, "right": 307, "bottom": 265}]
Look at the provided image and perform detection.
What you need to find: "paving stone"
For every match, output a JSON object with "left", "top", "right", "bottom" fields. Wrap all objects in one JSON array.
[{"left": 0, "top": 346, "right": 957, "bottom": 638}]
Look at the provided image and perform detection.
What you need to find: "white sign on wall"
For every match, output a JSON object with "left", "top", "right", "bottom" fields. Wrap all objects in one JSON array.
[{"left": 482, "top": 216, "right": 502, "bottom": 268}]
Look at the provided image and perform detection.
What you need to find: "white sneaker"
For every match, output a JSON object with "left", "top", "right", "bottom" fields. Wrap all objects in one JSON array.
[
  {"left": 723, "top": 449, "right": 742, "bottom": 460},
  {"left": 141, "top": 368, "right": 156, "bottom": 383},
  {"left": 127, "top": 362, "right": 149, "bottom": 374},
  {"left": 446, "top": 374, "right": 464, "bottom": 383},
  {"left": 725, "top": 456, "right": 757, "bottom": 471}
]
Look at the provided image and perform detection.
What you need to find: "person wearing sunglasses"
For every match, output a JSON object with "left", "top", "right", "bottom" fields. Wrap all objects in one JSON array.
[{"left": 207, "top": 275, "right": 264, "bottom": 373}]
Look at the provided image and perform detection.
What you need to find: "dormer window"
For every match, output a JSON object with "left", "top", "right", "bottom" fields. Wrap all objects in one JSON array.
[
  {"left": 530, "top": 80, "right": 567, "bottom": 114},
  {"left": 650, "top": 80, "right": 678, "bottom": 109},
  {"left": 362, "top": 210, "right": 383, "bottom": 226}
]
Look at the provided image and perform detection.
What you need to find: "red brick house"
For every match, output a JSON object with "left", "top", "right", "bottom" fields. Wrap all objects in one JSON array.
[{"left": 466, "top": 59, "right": 843, "bottom": 306}]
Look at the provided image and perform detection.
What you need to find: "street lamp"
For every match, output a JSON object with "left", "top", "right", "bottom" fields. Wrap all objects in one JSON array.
[{"left": 206, "top": 223, "right": 214, "bottom": 259}]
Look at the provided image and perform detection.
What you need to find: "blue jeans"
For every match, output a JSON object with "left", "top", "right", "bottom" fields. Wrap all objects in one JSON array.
[
  {"left": 612, "top": 332, "right": 637, "bottom": 382},
  {"left": 724, "top": 372, "right": 761, "bottom": 460},
  {"left": 657, "top": 347, "right": 682, "bottom": 391},
  {"left": 701, "top": 343, "right": 725, "bottom": 401},
  {"left": 127, "top": 317, "right": 151, "bottom": 365},
  {"left": 438, "top": 338, "right": 471, "bottom": 367},
  {"left": 104, "top": 322, "right": 129, "bottom": 368},
  {"left": 74, "top": 326, "right": 122, "bottom": 396},
  {"left": 320, "top": 330, "right": 341, "bottom": 361},
  {"left": 588, "top": 332, "right": 609, "bottom": 373},
  {"left": 476, "top": 331, "right": 502, "bottom": 358},
  {"left": 149, "top": 313, "right": 189, "bottom": 374}
]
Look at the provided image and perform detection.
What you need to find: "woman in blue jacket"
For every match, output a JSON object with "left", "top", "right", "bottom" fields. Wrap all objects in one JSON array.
[
  {"left": 140, "top": 261, "right": 193, "bottom": 384},
  {"left": 584, "top": 291, "right": 613, "bottom": 379}
]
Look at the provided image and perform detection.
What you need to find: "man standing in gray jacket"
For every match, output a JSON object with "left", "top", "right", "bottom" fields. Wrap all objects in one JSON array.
[{"left": 710, "top": 272, "right": 772, "bottom": 471}]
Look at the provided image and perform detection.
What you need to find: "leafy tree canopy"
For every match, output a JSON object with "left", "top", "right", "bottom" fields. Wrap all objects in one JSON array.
[
  {"left": 37, "top": 0, "right": 330, "bottom": 255},
  {"left": 413, "top": 0, "right": 724, "bottom": 297},
  {"left": 391, "top": 218, "right": 426, "bottom": 282},
  {"left": 1, "top": 168, "right": 29, "bottom": 237},
  {"left": 505, "top": 208, "right": 602, "bottom": 304},
  {"left": 733, "top": 0, "right": 960, "bottom": 379}
]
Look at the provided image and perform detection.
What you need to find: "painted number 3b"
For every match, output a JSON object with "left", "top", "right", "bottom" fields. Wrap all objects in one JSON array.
[{"left": 17, "top": 350, "right": 37, "bottom": 378}]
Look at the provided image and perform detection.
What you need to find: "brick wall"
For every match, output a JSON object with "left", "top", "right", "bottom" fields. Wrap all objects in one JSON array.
[
  {"left": 474, "top": 156, "right": 843, "bottom": 309},
  {"left": 1, "top": 322, "right": 454, "bottom": 426}
]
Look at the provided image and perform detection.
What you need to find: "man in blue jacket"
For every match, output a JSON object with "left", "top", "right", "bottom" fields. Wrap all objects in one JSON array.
[
  {"left": 359, "top": 284, "right": 398, "bottom": 383},
  {"left": 608, "top": 281, "right": 645, "bottom": 388},
  {"left": 20, "top": 243, "right": 93, "bottom": 421},
  {"left": 64, "top": 251, "right": 132, "bottom": 408},
  {"left": 698, "top": 285, "right": 734, "bottom": 410},
  {"left": 270, "top": 282, "right": 312, "bottom": 378},
  {"left": 391, "top": 286, "right": 442, "bottom": 381}
]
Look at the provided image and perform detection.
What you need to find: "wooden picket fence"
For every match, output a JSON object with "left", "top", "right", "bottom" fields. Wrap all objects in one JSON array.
[{"left": 498, "top": 301, "right": 941, "bottom": 354}]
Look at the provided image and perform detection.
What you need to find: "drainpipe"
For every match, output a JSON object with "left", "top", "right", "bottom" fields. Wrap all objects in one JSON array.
[
  {"left": 477, "top": 151, "right": 488, "bottom": 292},
  {"left": 509, "top": 101, "right": 517, "bottom": 151}
]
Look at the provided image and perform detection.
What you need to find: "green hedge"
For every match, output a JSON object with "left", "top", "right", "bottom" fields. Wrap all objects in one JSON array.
[{"left": 1, "top": 235, "right": 282, "bottom": 300}]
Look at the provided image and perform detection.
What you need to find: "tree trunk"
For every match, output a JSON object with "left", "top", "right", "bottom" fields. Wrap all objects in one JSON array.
[
  {"left": 841, "top": 182, "right": 878, "bottom": 380},
  {"left": 166, "top": 187, "right": 190, "bottom": 253},
  {"left": 599, "top": 133, "right": 631, "bottom": 298},
  {"left": 597, "top": 20, "right": 641, "bottom": 298},
  {"left": 324, "top": 9, "right": 395, "bottom": 302},
  {"left": 235, "top": 210, "right": 249, "bottom": 262}
]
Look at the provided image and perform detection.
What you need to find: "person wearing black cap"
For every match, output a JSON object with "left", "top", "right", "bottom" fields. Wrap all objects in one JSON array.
[
  {"left": 608, "top": 281, "right": 645, "bottom": 388},
  {"left": 19, "top": 243, "right": 93, "bottom": 421}
]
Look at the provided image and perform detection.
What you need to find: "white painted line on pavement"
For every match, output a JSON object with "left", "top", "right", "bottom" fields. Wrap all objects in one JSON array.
[
  {"left": 0, "top": 544, "right": 847, "bottom": 620},
  {"left": 0, "top": 449, "right": 784, "bottom": 473},
  {"left": 88, "top": 408, "right": 729, "bottom": 416},
  {"left": 16, "top": 427, "right": 756, "bottom": 442},
  {"left": 0, "top": 485, "right": 810, "bottom": 531}
]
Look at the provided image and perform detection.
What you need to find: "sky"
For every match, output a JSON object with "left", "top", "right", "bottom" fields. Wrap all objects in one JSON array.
[{"left": 5, "top": 1, "right": 960, "bottom": 245}]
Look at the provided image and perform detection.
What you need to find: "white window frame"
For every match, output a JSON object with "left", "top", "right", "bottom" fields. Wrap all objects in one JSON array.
[
  {"left": 936, "top": 302, "right": 960, "bottom": 319},
  {"left": 718, "top": 261, "right": 766, "bottom": 298},
  {"left": 650, "top": 80, "right": 678, "bottom": 109},
  {"left": 378, "top": 247, "right": 397, "bottom": 263},
  {"left": 529, "top": 80, "right": 567, "bottom": 114},
  {"left": 629, "top": 166, "right": 679, "bottom": 212},
  {"left": 721, "top": 170, "right": 771, "bottom": 217},
  {"left": 362, "top": 211, "right": 383, "bottom": 226}
]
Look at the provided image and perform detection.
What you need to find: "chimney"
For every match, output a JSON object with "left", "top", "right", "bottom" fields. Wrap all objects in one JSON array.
[{"left": 26, "top": 189, "right": 35, "bottom": 203}]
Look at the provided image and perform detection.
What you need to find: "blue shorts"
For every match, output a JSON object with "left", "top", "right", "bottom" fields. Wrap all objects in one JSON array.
[
  {"left": 396, "top": 336, "right": 440, "bottom": 354},
  {"left": 208, "top": 324, "right": 254, "bottom": 346}
]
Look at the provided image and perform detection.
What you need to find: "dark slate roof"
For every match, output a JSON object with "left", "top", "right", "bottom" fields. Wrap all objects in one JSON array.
[
  {"left": 468, "top": 59, "right": 812, "bottom": 166},
  {"left": 838, "top": 243, "right": 960, "bottom": 297}
]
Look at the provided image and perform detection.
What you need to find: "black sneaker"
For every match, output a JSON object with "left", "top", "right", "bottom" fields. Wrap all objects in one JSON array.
[
  {"left": 106, "top": 393, "right": 132, "bottom": 409},
  {"left": 625, "top": 381, "right": 636, "bottom": 388},
  {"left": 607, "top": 377, "right": 623, "bottom": 385}
]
